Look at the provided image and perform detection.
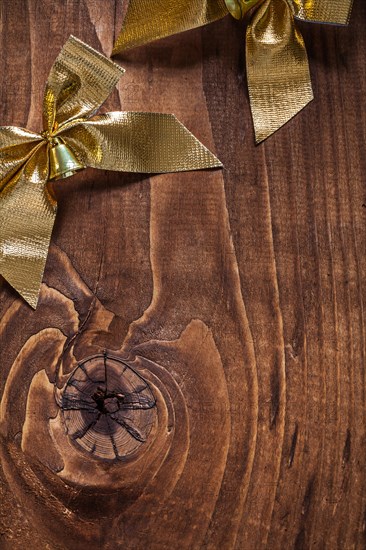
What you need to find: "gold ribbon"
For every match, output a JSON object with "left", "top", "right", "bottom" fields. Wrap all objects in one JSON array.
[
  {"left": 113, "top": 0, "right": 353, "bottom": 142},
  {"left": 0, "top": 36, "right": 222, "bottom": 309}
]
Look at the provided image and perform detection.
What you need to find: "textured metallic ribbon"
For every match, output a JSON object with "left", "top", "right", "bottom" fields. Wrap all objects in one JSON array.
[
  {"left": 0, "top": 36, "right": 222, "bottom": 309},
  {"left": 113, "top": 0, "right": 353, "bottom": 143}
]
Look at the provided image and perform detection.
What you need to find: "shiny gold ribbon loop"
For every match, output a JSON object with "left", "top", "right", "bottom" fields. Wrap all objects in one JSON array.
[
  {"left": 0, "top": 36, "right": 222, "bottom": 308},
  {"left": 113, "top": 0, "right": 353, "bottom": 142},
  {"left": 112, "top": 0, "right": 229, "bottom": 54},
  {"left": 292, "top": 0, "right": 353, "bottom": 24}
]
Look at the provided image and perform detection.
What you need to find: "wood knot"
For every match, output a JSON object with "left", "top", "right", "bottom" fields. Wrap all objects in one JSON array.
[{"left": 60, "top": 352, "right": 156, "bottom": 461}]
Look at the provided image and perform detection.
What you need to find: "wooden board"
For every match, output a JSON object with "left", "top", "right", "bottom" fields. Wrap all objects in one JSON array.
[{"left": 0, "top": 1, "right": 365, "bottom": 548}]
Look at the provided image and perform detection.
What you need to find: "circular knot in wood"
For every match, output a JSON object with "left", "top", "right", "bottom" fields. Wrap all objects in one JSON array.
[{"left": 61, "top": 353, "right": 156, "bottom": 461}]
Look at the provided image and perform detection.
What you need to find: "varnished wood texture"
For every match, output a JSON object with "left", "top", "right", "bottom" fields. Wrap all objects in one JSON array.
[{"left": 1, "top": 1, "right": 365, "bottom": 548}]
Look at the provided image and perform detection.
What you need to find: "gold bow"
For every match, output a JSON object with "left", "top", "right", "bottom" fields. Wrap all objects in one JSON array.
[
  {"left": 0, "top": 36, "right": 222, "bottom": 309},
  {"left": 113, "top": 0, "right": 353, "bottom": 142}
]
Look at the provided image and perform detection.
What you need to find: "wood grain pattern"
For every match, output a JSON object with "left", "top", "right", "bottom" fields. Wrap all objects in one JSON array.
[{"left": 0, "top": 1, "right": 365, "bottom": 548}]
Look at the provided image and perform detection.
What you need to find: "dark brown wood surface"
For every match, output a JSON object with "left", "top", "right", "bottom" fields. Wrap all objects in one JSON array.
[{"left": 1, "top": 1, "right": 365, "bottom": 548}]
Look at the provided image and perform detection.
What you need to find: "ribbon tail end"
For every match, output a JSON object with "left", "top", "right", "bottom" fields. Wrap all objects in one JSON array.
[
  {"left": 253, "top": 90, "right": 314, "bottom": 144},
  {"left": 111, "top": 41, "right": 134, "bottom": 56},
  {"left": 169, "top": 114, "right": 224, "bottom": 172},
  {"left": 210, "top": 157, "right": 224, "bottom": 169},
  {"left": 111, "top": 44, "right": 123, "bottom": 57},
  {"left": 0, "top": 271, "right": 39, "bottom": 309},
  {"left": 23, "top": 292, "right": 39, "bottom": 310}
]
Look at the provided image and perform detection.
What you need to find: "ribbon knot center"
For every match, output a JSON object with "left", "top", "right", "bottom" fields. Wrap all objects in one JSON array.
[
  {"left": 225, "top": 0, "right": 262, "bottom": 19},
  {"left": 41, "top": 130, "right": 53, "bottom": 143}
]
